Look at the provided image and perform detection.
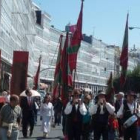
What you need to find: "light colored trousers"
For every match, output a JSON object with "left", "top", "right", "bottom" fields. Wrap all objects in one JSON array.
[
  {"left": 0, "top": 127, "right": 19, "bottom": 140},
  {"left": 41, "top": 116, "right": 52, "bottom": 133}
]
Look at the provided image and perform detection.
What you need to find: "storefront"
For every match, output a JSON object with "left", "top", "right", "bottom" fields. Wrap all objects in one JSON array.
[{"left": 0, "top": 59, "right": 11, "bottom": 92}]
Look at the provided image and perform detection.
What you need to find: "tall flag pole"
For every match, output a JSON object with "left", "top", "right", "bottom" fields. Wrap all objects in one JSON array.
[
  {"left": 61, "top": 33, "right": 69, "bottom": 105},
  {"left": 68, "top": 0, "right": 83, "bottom": 72},
  {"left": 33, "top": 56, "right": 41, "bottom": 90},
  {"left": 53, "top": 35, "right": 63, "bottom": 98},
  {"left": 61, "top": 33, "right": 73, "bottom": 105},
  {"left": 120, "top": 14, "right": 129, "bottom": 89},
  {"left": 106, "top": 72, "right": 114, "bottom": 105}
]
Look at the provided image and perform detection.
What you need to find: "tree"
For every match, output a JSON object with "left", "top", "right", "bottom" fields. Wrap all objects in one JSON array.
[{"left": 113, "top": 65, "right": 140, "bottom": 93}]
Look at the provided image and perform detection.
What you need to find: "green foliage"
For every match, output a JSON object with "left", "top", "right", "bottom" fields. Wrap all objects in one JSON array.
[
  {"left": 130, "top": 64, "right": 140, "bottom": 77},
  {"left": 113, "top": 65, "right": 140, "bottom": 93}
]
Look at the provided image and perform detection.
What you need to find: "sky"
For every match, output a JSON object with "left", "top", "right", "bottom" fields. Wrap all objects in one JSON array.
[{"left": 33, "top": 0, "right": 140, "bottom": 49}]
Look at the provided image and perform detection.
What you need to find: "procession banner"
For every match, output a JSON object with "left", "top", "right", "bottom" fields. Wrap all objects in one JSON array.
[
  {"left": 53, "top": 35, "right": 63, "bottom": 98},
  {"left": 10, "top": 51, "right": 29, "bottom": 95},
  {"left": 68, "top": 0, "right": 83, "bottom": 72},
  {"left": 120, "top": 14, "right": 129, "bottom": 89},
  {"left": 0, "top": 50, "right": 1, "bottom": 90}
]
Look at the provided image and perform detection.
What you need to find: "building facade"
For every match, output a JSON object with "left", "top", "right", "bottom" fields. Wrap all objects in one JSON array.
[
  {"left": 0, "top": 0, "right": 36, "bottom": 90},
  {"left": 0, "top": 0, "right": 137, "bottom": 94}
]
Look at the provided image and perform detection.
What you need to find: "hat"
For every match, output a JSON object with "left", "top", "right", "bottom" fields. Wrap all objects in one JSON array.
[
  {"left": 115, "top": 92, "right": 124, "bottom": 97},
  {"left": 73, "top": 89, "right": 81, "bottom": 95},
  {"left": 97, "top": 91, "right": 106, "bottom": 96},
  {"left": 125, "top": 91, "right": 137, "bottom": 98},
  {"left": 84, "top": 88, "right": 92, "bottom": 93}
]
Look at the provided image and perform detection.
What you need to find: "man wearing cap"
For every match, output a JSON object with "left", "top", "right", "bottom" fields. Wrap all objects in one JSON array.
[
  {"left": 117, "top": 91, "right": 140, "bottom": 140},
  {"left": 89, "top": 91, "right": 115, "bottom": 140},
  {"left": 115, "top": 92, "right": 124, "bottom": 112},
  {"left": 64, "top": 89, "right": 87, "bottom": 140}
]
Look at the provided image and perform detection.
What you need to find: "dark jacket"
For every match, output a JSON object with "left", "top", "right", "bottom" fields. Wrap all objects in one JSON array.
[{"left": 20, "top": 96, "right": 36, "bottom": 119}]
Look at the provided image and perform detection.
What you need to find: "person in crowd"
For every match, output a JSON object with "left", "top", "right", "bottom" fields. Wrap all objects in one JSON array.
[
  {"left": 115, "top": 92, "right": 124, "bottom": 112},
  {"left": 0, "top": 94, "right": 22, "bottom": 140},
  {"left": 89, "top": 90, "right": 115, "bottom": 140},
  {"left": 20, "top": 88, "right": 37, "bottom": 138},
  {"left": 117, "top": 91, "right": 140, "bottom": 140},
  {"left": 64, "top": 89, "right": 87, "bottom": 140},
  {"left": 82, "top": 94, "right": 92, "bottom": 140},
  {"left": 5, "top": 90, "right": 11, "bottom": 103},
  {"left": 40, "top": 94, "right": 54, "bottom": 138},
  {"left": 62, "top": 87, "right": 73, "bottom": 138},
  {"left": 54, "top": 97, "right": 63, "bottom": 126},
  {"left": 34, "top": 96, "right": 40, "bottom": 124},
  {"left": 2, "top": 90, "right": 7, "bottom": 97},
  {"left": 0, "top": 91, "right": 7, "bottom": 109},
  {"left": 1, "top": 90, "right": 7, "bottom": 103},
  {"left": 108, "top": 113, "right": 119, "bottom": 140},
  {"left": 114, "top": 92, "right": 124, "bottom": 138}
]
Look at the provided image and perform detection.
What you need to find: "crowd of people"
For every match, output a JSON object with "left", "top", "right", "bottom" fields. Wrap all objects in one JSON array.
[
  {"left": 0, "top": 89, "right": 57, "bottom": 140},
  {"left": 62, "top": 89, "right": 140, "bottom": 140},
  {"left": 0, "top": 88, "right": 140, "bottom": 140}
]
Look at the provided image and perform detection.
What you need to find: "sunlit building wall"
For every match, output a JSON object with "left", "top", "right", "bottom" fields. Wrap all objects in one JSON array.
[{"left": 0, "top": 0, "right": 36, "bottom": 90}]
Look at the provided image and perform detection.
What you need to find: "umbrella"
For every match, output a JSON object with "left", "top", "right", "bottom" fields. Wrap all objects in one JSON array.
[
  {"left": 20, "top": 90, "right": 41, "bottom": 97},
  {"left": 84, "top": 88, "right": 92, "bottom": 93}
]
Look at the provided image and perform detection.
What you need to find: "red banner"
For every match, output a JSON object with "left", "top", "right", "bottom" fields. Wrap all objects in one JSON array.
[
  {"left": 10, "top": 51, "right": 29, "bottom": 95},
  {"left": 0, "top": 50, "right": 1, "bottom": 90}
]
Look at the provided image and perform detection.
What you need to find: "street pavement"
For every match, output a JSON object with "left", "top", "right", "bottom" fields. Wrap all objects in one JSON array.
[{"left": 19, "top": 117, "right": 64, "bottom": 140}]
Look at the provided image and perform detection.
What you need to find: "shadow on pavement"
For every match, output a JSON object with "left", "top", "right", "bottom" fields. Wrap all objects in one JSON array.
[
  {"left": 36, "top": 136, "right": 64, "bottom": 140},
  {"left": 19, "top": 136, "right": 64, "bottom": 140}
]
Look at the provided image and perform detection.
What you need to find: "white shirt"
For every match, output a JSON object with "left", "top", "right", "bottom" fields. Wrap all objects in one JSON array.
[
  {"left": 40, "top": 102, "right": 54, "bottom": 117},
  {"left": 27, "top": 96, "right": 32, "bottom": 105},
  {"left": 117, "top": 102, "right": 140, "bottom": 118},
  {"left": 89, "top": 102, "right": 115, "bottom": 115},
  {"left": 5, "top": 94, "right": 10, "bottom": 103},
  {"left": 64, "top": 102, "right": 87, "bottom": 115}
]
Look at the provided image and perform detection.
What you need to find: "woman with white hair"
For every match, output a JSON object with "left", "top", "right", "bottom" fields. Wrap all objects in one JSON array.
[{"left": 40, "top": 95, "right": 54, "bottom": 138}]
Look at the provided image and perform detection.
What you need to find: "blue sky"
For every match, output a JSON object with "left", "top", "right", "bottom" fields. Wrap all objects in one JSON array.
[{"left": 33, "top": 0, "right": 140, "bottom": 49}]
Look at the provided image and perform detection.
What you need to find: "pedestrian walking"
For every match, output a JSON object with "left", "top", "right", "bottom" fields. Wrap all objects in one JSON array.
[
  {"left": 0, "top": 94, "right": 22, "bottom": 140},
  {"left": 20, "top": 88, "right": 37, "bottom": 138},
  {"left": 40, "top": 94, "right": 54, "bottom": 138},
  {"left": 54, "top": 97, "right": 63, "bottom": 126}
]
